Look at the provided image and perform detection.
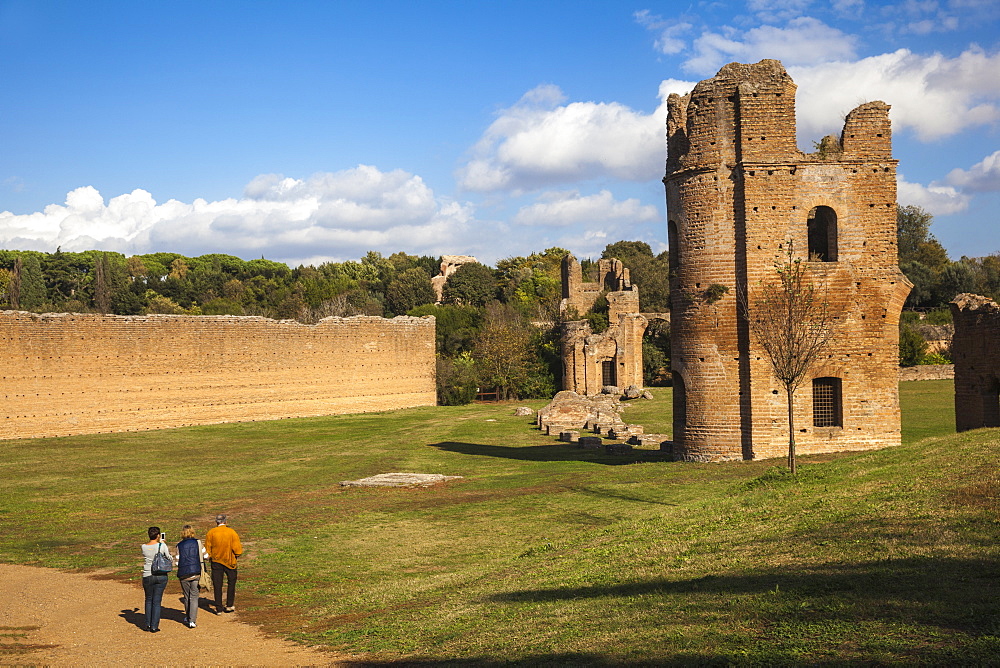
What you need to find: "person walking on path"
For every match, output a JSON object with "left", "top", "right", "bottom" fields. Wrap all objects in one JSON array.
[
  {"left": 174, "top": 524, "right": 208, "bottom": 628},
  {"left": 140, "top": 526, "right": 172, "bottom": 632},
  {"left": 205, "top": 513, "right": 242, "bottom": 614}
]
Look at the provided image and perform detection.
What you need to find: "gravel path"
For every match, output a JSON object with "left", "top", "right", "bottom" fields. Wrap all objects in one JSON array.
[{"left": 0, "top": 563, "right": 345, "bottom": 666}]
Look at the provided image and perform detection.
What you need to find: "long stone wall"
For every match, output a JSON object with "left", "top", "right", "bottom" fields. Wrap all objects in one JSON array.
[
  {"left": 1, "top": 311, "right": 436, "bottom": 440},
  {"left": 898, "top": 364, "right": 954, "bottom": 381}
]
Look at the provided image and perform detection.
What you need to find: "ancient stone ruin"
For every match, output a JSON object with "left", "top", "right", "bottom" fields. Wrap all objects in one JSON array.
[
  {"left": 535, "top": 390, "right": 669, "bottom": 453},
  {"left": 664, "top": 59, "right": 911, "bottom": 462},
  {"left": 559, "top": 255, "right": 647, "bottom": 395},
  {"left": 340, "top": 473, "right": 463, "bottom": 488},
  {"left": 431, "top": 254, "right": 478, "bottom": 303},
  {"left": 950, "top": 293, "right": 1000, "bottom": 431}
]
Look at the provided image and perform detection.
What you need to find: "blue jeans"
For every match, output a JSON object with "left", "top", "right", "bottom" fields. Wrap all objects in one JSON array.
[{"left": 142, "top": 574, "right": 168, "bottom": 630}]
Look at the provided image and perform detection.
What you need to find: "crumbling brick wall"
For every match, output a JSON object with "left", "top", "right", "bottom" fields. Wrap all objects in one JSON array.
[
  {"left": 560, "top": 255, "right": 645, "bottom": 394},
  {"left": 1, "top": 311, "right": 436, "bottom": 440},
  {"left": 560, "top": 255, "right": 633, "bottom": 316},
  {"left": 950, "top": 293, "right": 1000, "bottom": 431},
  {"left": 664, "top": 59, "right": 911, "bottom": 461}
]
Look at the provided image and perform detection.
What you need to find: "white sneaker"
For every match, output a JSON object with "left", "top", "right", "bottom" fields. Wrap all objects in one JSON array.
[{"left": 189, "top": 622, "right": 197, "bottom": 628}]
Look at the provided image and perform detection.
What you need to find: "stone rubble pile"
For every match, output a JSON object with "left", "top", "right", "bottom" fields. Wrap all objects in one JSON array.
[{"left": 536, "top": 389, "right": 671, "bottom": 455}]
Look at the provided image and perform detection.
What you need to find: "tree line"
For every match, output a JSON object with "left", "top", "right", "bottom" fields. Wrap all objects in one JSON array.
[
  {"left": 0, "top": 242, "right": 672, "bottom": 404},
  {"left": 2, "top": 207, "right": 982, "bottom": 396}
]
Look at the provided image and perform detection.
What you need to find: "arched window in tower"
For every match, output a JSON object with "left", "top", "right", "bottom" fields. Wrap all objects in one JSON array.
[
  {"left": 807, "top": 206, "right": 838, "bottom": 262},
  {"left": 668, "top": 220, "right": 680, "bottom": 271}
]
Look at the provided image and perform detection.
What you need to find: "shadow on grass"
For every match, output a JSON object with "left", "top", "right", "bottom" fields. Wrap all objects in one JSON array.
[
  {"left": 326, "top": 557, "right": 1000, "bottom": 666},
  {"left": 488, "top": 556, "right": 1000, "bottom": 635},
  {"left": 428, "top": 441, "right": 668, "bottom": 465}
]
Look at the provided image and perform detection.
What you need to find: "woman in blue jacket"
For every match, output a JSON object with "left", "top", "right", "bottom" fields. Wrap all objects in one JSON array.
[{"left": 174, "top": 524, "right": 208, "bottom": 628}]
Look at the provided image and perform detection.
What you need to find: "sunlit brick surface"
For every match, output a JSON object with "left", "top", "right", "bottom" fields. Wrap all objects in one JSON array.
[
  {"left": 1, "top": 312, "right": 436, "bottom": 439},
  {"left": 664, "top": 60, "right": 911, "bottom": 461}
]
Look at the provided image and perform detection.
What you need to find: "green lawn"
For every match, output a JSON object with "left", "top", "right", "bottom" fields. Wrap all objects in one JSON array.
[{"left": 3, "top": 379, "right": 998, "bottom": 665}]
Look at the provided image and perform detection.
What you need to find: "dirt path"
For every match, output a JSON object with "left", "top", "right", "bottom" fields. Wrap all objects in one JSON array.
[{"left": 0, "top": 563, "right": 347, "bottom": 666}]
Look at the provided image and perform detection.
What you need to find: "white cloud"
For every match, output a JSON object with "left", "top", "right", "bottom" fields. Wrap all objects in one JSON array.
[
  {"left": 746, "top": 0, "right": 813, "bottom": 22},
  {"left": 790, "top": 47, "right": 1000, "bottom": 142},
  {"left": 634, "top": 10, "right": 692, "bottom": 55},
  {"left": 830, "top": 0, "right": 864, "bottom": 17},
  {"left": 0, "top": 166, "right": 476, "bottom": 266},
  {"left": 891, "top": 0, "right": 961, "bottom": 34},
  {"left": 512, "top": 190, "right": 660, "bottom": 227},
  {"left": 897, "top": 174, "right": 971, "bottom": 215},
  {"left": 3, "top": 176, "right": 26, "bottom": 193},
  {"left": 684, "top": 17, "right": 858, "bottom": 75},
  {"left": 457, "top": 80, "right": 694, "bottom": 194},
  {"left": 503, "top": 189, "right": 666, "bottom": 261},
  {"left": 944, "top": 150, "right": 1000, "bottom": 192}
]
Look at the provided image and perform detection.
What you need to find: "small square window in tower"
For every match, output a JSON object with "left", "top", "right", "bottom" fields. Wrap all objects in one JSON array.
[
  {"left": 813, "top": 377, "right": 843, "bottom": 427},
  {"left": 602, "top": 360, "right": 617, "bottom": 388}
]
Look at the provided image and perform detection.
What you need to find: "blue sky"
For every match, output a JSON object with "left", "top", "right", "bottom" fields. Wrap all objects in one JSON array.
[{"left": 1, "top": 0, "right": 998, "bottom": 267}]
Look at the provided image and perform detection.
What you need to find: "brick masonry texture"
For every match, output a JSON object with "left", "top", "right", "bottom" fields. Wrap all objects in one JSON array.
[
  {"left": 950, "top": 293, "right": 1000, "bottom": 431},
  {"left": 1, "top": 311, "right": 436, "bottom": 440},
  {"left": 664, "top": 59, "right": 912, "bottom": 462}
]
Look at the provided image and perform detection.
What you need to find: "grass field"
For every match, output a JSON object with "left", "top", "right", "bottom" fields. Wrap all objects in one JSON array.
[{"left": 3, "top": 380, "right": 999, "bottom": 665}]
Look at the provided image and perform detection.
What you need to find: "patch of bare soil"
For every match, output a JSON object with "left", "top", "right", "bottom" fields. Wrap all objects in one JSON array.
[{"left": 0, "top": 563, "right": 348, "bottom": 666}]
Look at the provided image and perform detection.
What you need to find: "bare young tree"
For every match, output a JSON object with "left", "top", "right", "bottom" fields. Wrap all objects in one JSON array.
[{"left": 741, "top": 242, "right": 833, "bottom": 473}]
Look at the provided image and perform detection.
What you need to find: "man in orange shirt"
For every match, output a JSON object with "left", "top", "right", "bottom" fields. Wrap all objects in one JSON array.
[{"left": 205, "top": 513, "right": 243, "bottom": 613}]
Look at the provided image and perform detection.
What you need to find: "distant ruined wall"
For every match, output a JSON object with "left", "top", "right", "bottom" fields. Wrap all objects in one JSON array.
[
  {"left": 1, "top": 311, "right": 436, "bottom": 440},
  {"left": 665, "top": 59, "right": 911, "bottom": 462},
  {"left": 950, "top": 293, "right": 1000, "bottom": 431},
  {"left": 898, "top": 364, "right": 954, "bottom": 382},
  {"left": 431, "top": 255, "right": 478, "bottom": 303},
  {"left": 560, "top": 256, "right": 634, "bottom": 317}
]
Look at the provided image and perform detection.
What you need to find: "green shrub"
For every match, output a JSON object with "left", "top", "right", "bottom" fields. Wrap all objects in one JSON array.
[
  {"left": 923, "top": 307, "right": 953, "bottom": 325},
  {"left": 436, "top": 354, "right": 479, "bottom": 405},
  {"left": 899, "top": 323, "right": 927, "bottom": 367},
  {"left": 920, "top": 351, "right": 951, "bottom": 365}
]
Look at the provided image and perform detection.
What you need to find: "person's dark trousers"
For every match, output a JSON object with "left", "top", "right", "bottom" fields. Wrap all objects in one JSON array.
[
  {"left": 211, "top": 560, "right": 238, "bottom": 610},
  {"left": 142, "top": 574, "right": 168, "bottom": 630}
]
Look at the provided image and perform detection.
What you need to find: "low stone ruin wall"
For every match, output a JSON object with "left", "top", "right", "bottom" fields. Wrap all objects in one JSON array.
[
  {"left": 1, "top": 311, "right": 436, "bottom": 440},
  {"left": 950, "top": 294, "right": 1000, "bottom": 431},
  {"left": 898, "top": 364, "right": 954, "bottom": 381}
]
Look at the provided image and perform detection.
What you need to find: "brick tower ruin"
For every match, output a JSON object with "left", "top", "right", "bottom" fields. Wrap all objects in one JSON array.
[{"left": 664, "top": 59, "right": 911, "bottom": 461}]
